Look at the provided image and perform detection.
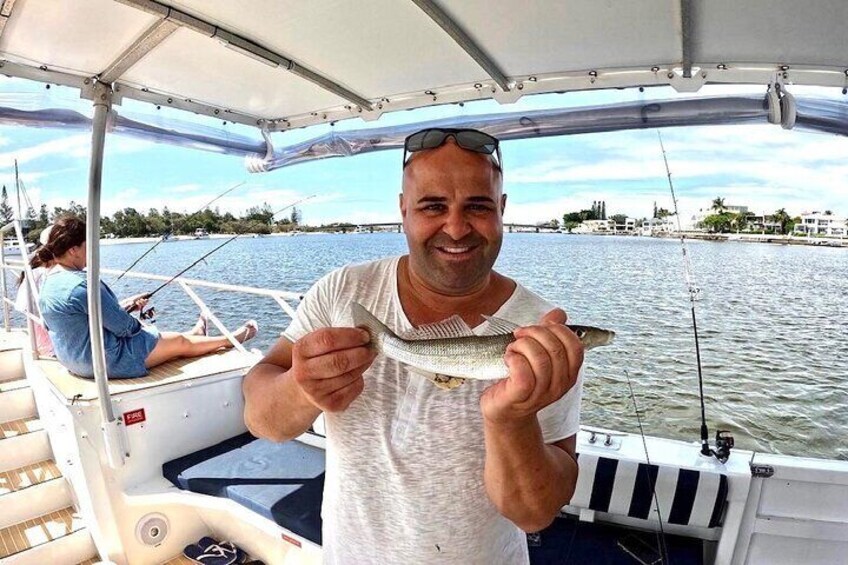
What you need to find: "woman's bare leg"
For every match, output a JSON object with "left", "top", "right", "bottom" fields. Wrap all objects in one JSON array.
[{"left": 145, "top": 321, "right": 257, "bottom": 368}]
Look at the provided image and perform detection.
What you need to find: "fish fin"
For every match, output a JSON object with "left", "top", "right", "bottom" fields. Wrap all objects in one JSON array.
[
  {"left": 350, "top": 302, "right": 397, "bottom": 344},
  {"left": 405, "top": 366, "right": 466, "bottom": 391},
  {"left": 480, "top": 315, "right": 520, "bottom": 336},
  {"left": 404, "top": 315, "right": 474, "bottom": 340}
]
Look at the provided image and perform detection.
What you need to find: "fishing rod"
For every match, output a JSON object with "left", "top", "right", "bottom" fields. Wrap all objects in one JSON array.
[
  {"left": 115, "top": 181, "right": 246, "bottom": 281},
  {"left": 624, "top": 369, "right": 670, "bottom": 565},
  {"left": 269, "top": 194, "right": 315, "bottom": 220},
  {"left": 658, "top": 132, "right": 734, "bottom": 463},
  {"left": 124, "top": 235, "right": 238, "bottom": 313},
  {"left": 124, "top": 194, "right": 315, "bottom": 313}
]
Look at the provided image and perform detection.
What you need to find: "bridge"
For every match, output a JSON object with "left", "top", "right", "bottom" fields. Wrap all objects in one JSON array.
[{"left": 328, "top": 222, "right": 560, "bottom": 233}]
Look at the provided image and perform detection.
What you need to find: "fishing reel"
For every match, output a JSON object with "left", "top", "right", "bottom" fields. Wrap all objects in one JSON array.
[
  {"left": 711, "top": 430, "right": 734, "bottom": 464},
  {"left": 139, "top": 306, "right": 156, "bottom": 323}
]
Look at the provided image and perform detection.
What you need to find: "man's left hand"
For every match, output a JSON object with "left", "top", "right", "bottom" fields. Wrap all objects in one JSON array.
[{"left": 481, "top": 308, "right": 584, "bottom": 426}]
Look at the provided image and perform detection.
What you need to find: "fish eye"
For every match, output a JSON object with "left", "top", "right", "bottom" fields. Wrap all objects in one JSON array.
[{"left": 575, "top": 329, "right": 586, "bottom": 339}]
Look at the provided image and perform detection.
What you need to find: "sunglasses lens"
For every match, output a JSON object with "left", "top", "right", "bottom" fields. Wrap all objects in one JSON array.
[
  {"left": 454, "top": 131, "right": 497, "bottom": 154},
  {"left": 406, "top": 129, "right": 446, "bottom": 152}
]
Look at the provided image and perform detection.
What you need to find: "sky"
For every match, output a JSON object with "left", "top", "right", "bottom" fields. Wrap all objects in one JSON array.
[{"left": 0, "top": 76, "right": 845, "bottom": 227}]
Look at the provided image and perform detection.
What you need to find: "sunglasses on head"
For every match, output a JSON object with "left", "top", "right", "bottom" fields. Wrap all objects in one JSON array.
[{"left": 403, "top": 128, "right": 502, "bottom": 171}]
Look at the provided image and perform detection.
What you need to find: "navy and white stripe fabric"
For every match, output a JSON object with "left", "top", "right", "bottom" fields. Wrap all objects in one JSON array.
[{"left": 570, "top": 453, "right": 728, "bottom": 528}]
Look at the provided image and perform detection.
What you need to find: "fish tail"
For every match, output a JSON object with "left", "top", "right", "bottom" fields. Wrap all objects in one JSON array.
[{"left": 350, "top": 302, "right": 396, "bottom": 350}]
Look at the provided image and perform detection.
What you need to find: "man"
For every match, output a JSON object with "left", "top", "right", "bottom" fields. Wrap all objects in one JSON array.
[{"left": 243, "top": 128, "right": 583, "bottom": 564}]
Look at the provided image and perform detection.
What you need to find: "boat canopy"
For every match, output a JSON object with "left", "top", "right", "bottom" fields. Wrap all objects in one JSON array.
[{"left": 0, "top": 0, "right": 845, "bottom": 133}]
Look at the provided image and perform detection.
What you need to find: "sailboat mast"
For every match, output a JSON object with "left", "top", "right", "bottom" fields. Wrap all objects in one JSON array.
[{"left": 14, "top": 159, "right": 20, "bottom": 220}]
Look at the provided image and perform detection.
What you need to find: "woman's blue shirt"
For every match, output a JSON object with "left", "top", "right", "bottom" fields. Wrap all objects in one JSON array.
[{"left": 39, "top": 268, "right": 160, "bottom": 378}]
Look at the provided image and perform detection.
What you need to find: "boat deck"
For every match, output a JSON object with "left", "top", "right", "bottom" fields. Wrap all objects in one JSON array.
[
  {"left": 36, "top": 349, "right": 257, "bottom": 402},
  {"left": 0, "top": 506, "right": 85, "bottom": 559}
]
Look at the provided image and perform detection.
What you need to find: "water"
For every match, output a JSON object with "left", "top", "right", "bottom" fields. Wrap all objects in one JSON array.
[{"left": 88, "top": 234, "right": 848, "bottom": 459}]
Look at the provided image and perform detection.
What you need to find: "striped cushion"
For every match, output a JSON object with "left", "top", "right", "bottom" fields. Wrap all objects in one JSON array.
[{"left": 570, "top": 454, "right": 728, "bottom": 528}]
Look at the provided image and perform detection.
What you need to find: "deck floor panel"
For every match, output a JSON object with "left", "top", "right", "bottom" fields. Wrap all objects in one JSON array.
[
  {"left": 0, "top": 459, "right": 61, "bottom": 494},
  {"left": 0, "top": 416, "right": 42, "bottom": 439},
  {"left": 0, "top": 505, "right": 84, "bottom": 558},
  {"left": 37, "top": 349, "right": 257, "bottom": 402}
]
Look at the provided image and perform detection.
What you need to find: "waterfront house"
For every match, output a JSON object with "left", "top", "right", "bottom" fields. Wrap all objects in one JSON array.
[{"left": 794, "top": 212, "right": 847, "bottom": 236}]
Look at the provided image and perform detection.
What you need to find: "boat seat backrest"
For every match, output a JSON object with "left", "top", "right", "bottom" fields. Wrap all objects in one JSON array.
[{"left": 570, "top": 453, "right": 728, "bottom": 528}]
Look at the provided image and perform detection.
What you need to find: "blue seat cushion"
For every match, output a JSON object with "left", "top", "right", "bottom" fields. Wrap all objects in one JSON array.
[{"left": 163, "top": 433, "right": 325, "bottom": 544}]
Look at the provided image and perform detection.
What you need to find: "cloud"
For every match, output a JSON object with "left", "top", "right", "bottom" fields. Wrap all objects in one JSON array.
[
  {"left": 170, "top": 184, "right": 202, "bottom": 193},
  {"left": 503, "top": 124, "right": 848, "bottom": 219},
  {"left": 0, "top": 134, "right": 90, "bottom": 168}
]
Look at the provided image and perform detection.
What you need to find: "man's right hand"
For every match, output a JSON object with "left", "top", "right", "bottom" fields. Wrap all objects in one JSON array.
[{"left": 290, "top": 327, "right": 376, "bottom": 412}]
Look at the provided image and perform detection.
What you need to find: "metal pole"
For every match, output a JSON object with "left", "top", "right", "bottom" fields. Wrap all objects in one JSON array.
[
  {"left": 12, "top": 219, "right": 40, "bottom": 358},
  {"left": 87, "top": 81, "right": 124, "bottom": 467},
  {"left": 0, "top": 239, "right": 8, "bottom": 332}
]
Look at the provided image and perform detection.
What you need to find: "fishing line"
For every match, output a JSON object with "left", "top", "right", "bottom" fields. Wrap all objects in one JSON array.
[
  {"left": 625, "top": 368, "right": 670, "bottom": 564},
  {"left": 115, "top": 180, "right": 247, "bottom": 281},
  {"left": 123, "top": 194, "right": 316, "bottom": 313},
  {"left": 657, "top": 131, "right": 711, "bottom": 458}
]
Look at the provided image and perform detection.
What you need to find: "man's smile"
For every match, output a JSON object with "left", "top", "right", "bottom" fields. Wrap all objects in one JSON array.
[{"left": 434, "top": 243, "right": 479, "bottom": 258}]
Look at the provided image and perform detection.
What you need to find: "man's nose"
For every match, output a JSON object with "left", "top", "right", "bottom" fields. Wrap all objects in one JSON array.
[{"left": 442, "top": 208, "right": 472, "bottom": 240}]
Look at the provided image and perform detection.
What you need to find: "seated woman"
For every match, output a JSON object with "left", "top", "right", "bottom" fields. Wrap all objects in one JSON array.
[{"left": 38, "top": 215, "right": 258, "bottom": 378}]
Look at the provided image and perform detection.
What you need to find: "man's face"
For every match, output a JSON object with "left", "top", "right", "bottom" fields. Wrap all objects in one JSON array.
[{"left": 400, "top": 139, "right": 506, "bottom": 295}]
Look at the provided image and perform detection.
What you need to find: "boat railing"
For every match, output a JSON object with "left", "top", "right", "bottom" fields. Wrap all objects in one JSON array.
[
  {"left": 0, "top": 230, "right": 303, "bottom": 359},
  {"left": 1, "top": 219, "right": 42, "bottom": 355},
  {"left": 98, "top": 267, "right": 302, "bottom": 355}
]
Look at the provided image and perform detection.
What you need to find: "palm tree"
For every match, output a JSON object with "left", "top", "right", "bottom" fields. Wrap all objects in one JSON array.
[
  {"left": 732, "top": 211, "right": 752, "bottom": 233},
  {"left": 773, "top": 208, "right": 792, "bottom": 234},
  {"left": 711, "top": 197, "right": 726, "bottom": 213}
]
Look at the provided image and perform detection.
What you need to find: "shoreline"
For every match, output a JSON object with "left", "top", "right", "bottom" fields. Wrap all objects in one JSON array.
[{"left": 99, "top": 231, "right": 848, "bottom": 249}]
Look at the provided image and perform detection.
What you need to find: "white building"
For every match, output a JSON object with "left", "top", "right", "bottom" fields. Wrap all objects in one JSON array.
[
  {"left": 641, "top": 217, "right": 676, "bottom": 235},
  {"left": 691, "top": 203, "right": 749, "bottom": 232},
  {"left": 573, "top": 219, "right": 614, "bottom": 234},
  {"left": 794, "top": 212, "right": 846, "bottom": 236},
  {"left": 748, "top": 213, "right": 781, "bottom": 232},
  {"left": 613, "top": 218, "right": 637, "bottom": 233}
]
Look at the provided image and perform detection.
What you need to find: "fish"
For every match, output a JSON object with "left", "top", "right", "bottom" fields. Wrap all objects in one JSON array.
[{"left": 351, "top": 302, "right": 615, "bottom": 389}]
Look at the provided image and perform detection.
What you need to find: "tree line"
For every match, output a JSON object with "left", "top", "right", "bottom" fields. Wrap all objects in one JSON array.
[{"left": 0, "top": 189, "right": 305, "bottom": 241}]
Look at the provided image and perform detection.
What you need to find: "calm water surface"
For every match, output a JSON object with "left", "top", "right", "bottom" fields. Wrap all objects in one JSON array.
[{"left": 98, "top": 233, "right": 847, "bottom": 460}]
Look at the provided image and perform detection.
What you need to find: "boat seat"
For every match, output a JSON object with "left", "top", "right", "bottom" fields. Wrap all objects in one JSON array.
[
  {"left": 530, "top": 513, "right": 704, "bottom": 564},
  {"left": 569, "top": 453, "right": 728, "bottom": 529},
  {"left": 35, "top": 349, "right": 256, "bottom": 401},
  {"left": 162, "top": 433, "right": 324, "bottom": 545}
]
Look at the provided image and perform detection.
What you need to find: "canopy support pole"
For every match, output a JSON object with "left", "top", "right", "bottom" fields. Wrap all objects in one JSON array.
[
  {"left": 410, "top": 0, "right": 511, "bottom": 92},
  {"left": 680, "top": 0, "right": 694, "bottom": 78},
  {"left": 87, "top": 81, "right": 125, "bottom": 468}
]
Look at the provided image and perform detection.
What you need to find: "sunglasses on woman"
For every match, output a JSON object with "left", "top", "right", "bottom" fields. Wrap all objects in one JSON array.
[{"left": 403, "top": 128, "right": 502, "bottom": 171}]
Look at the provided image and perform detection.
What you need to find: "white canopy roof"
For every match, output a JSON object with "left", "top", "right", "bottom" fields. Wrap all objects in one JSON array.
[{"left": 0, "top": 0, "right": 845, "bottom": 131}]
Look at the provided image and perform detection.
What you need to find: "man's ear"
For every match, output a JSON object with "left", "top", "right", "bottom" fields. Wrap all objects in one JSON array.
[
  {"left": 500, "top": 193, "right": 507, "bottom": 215},
  {"left": 399, "top": 192, "right": 407, "bottom": 219}
]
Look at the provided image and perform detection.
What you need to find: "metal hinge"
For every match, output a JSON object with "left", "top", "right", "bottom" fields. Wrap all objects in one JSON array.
[{"left": 750, "top": 464, "right": 775, "bottom": 478}]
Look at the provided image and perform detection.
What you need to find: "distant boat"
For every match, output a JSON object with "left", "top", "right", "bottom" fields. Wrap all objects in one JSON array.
[{"left": 193, "top": 228, "right": 209, "bottom": 239}]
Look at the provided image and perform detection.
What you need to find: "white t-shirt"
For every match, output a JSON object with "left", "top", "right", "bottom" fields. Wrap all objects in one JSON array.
[{"left": 284, "top": 256, "right": 582, "bottom": 565}]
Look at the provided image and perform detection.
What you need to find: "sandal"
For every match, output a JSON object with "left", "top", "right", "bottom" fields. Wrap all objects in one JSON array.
[
  {"left": 183, "top": 536, "right": 246, "bottom": 564},
  {"left": 235, "top": 320, "right": 258, "bottom": 344}
]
